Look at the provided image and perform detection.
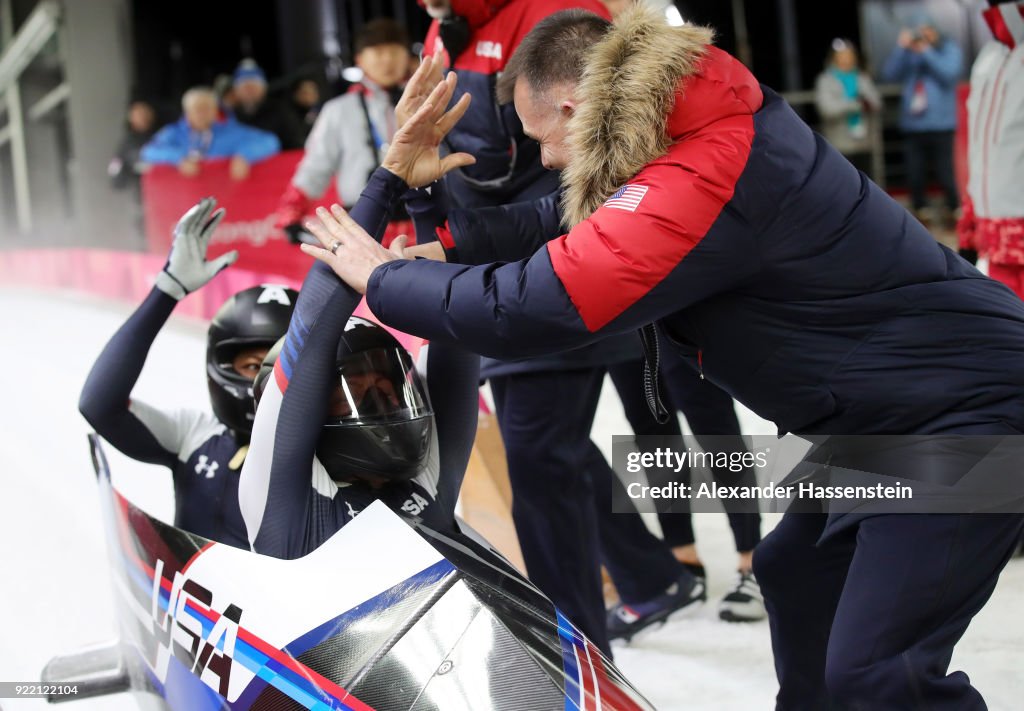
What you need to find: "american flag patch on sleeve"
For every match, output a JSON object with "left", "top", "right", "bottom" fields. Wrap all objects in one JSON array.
[{"left": 603, "top": 184, "right": 649, "bottom": 212}]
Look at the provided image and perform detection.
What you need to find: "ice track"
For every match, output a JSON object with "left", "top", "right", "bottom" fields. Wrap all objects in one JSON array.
[{"left": 1, "top": 287, "right": 1021, "bottom": 710}]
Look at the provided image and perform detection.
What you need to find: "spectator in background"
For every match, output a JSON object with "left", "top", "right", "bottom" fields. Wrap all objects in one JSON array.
[
  {"left": 275, "top": 18, "right": 412, "bottom": 246},
  {"left": 815, "top": 39, "right": 881, "bottom": 175},
  {"left": 232, "top": 59, "right": 307, "bottom": 150},
  {"left": 109, "top": 98, "right": 159, "bottom": 193},
  {"left": 882, "top": 13, "right": 962, "bottom": 227},
  {"left": 958, "top": 0, "right": 1024, "bottom": 299},
  {"left": 141, "top": 87, "right": 280, "bottom": 181},
  {"left": 289, "top": 76, "right": 321, "bottom": 141}
]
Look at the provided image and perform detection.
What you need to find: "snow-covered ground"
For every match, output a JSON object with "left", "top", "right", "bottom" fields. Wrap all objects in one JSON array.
[{"left": 1, "top": 287, "right": 1021, "bottom": 710}]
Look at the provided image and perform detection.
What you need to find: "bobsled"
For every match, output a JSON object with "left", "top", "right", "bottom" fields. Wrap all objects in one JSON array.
[{"left": 41, "top": 435, "right": 655, "bottom": 710}]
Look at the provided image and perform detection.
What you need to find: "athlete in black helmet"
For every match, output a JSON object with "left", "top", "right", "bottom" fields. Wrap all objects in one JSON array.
[
  {"left": 79, "top": 198, "right": 296, "bottom": 548},
  {"left": 243, "top": 288, "right": 479, "bottom": 558},
  {"left": 255, "top": 319, "right": 435, "bottom": 486},
  {"left": 239, "top": 74, "right": 480, "bottom": 557},
  {"left": 206, "top": 284, "right": 298, "bottom": 437}
]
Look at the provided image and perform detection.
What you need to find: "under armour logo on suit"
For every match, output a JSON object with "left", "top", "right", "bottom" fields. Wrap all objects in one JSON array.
[{"left": 195, "top": 455, "right": 219, "bottom": 479}]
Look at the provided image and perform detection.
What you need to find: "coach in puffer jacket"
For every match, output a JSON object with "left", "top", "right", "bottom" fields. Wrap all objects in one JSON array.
[
  {"left": 342, "top": 7, "right": 1024, "bottom": 709},
  {"left": 372, "top": 8, "right": 1024, "bottom": 451}
]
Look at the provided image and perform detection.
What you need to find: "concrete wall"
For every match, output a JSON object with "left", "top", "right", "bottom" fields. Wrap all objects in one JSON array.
[{"left": 61, "top": 0, "right": 136, "bottom": 248}]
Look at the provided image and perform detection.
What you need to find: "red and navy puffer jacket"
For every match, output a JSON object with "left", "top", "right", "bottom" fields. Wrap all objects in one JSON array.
[{"left": 370, "top": 8, "right": 1024, "bottom": 439}]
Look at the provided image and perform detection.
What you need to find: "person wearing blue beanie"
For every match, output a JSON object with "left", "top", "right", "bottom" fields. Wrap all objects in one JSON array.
[{"left": 233, "top": 58, "right": 306, "bottom": 150}]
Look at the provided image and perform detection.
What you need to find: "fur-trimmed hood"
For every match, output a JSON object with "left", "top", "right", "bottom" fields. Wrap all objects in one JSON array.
[{"left": 561, "top": 4, "right": 761, "bottom": 227}]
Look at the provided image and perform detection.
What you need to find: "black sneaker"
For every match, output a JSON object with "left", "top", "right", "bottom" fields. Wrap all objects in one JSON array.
[
  {"left": 718, "top": 570, "right": 766, "bottom": 622},
  {"left": 607, "top": 570, "right": 706, "bottom": 644}
]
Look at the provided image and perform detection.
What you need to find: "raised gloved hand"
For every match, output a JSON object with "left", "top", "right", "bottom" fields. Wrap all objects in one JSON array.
[{"left": 155, "top": 197, "right": 238, "bottom": 300}]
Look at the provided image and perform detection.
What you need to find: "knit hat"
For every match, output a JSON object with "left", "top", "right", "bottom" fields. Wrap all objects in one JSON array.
[{"left": 233, "top": 59, "right": 267, "bottom": 86}]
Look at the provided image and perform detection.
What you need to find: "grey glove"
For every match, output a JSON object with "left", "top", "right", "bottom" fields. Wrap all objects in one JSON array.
[{"left": 155, "top": 197, "right": 238, "bottom": 300}]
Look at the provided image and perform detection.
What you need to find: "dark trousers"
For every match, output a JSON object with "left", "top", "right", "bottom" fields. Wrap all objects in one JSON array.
[
  {"left": 904, "top": 130, "right": 959, "bottom": 212},
  {"left": 490, "top": 368, "right": 682, "bottom": 654},
  {"left": 753, "top": 511, "right": 1024, "bottom": 710},
  {"left": 607, "top": 356, "right": 762, "bottom": 554}
]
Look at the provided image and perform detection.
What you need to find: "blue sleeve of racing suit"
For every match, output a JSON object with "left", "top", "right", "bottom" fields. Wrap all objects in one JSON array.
[
  {"left": 78, "top": 288, "right": 179, "bottom": 468},
  {"left": 243, "top": 168, "right": 404, "bottom": 556},
  {"left": 243, "top": 167, "right": 484, "bottom": 553}
]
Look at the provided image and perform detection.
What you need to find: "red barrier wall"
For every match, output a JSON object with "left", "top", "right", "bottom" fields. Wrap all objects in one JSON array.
[
  {"left": 1, "top": 149, "right": 427, "bottom": 353},
  {"left": 0, "top": 248, "right": 300, "bottom": 320},
  {"left": 142, "top": 151, "right": 337, "bottom": 281},
  {"left": 0, "top": 249, "right": 421, "bottom": 357}
]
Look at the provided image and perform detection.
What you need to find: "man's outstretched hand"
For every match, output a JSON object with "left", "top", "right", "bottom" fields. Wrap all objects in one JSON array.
[{"left": 300, "top": 205, "right": 410, "bottom": 294}]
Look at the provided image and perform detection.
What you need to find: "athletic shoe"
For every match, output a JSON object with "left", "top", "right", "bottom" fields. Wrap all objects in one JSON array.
[
  {"left": 607, "top": 571, "right": 706, "bottom": 644},
  {"left": 718, "top": 570, "right": 766, "bottom": 622}
]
